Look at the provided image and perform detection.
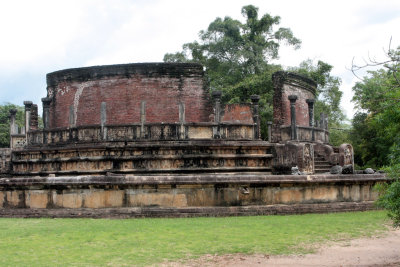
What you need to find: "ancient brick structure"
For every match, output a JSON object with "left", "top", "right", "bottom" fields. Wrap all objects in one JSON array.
[
  {"left": 46, "top": 63, "right": 212, "bottom": 128},
  {"left": 272, "top": 71, "right": 328, "bottom": 143},
  {"left": 0, "top": 63, "right": 385, "bottom": 218}
]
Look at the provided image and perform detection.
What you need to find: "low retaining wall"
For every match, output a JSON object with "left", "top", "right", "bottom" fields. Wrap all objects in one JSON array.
[{"left": 0, "top": 173, "right": 386, "bottom": 218}]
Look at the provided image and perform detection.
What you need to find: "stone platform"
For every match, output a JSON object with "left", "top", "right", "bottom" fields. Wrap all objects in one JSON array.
[{"left": 0, "top": 173, "right": 386, "bottom": 218}]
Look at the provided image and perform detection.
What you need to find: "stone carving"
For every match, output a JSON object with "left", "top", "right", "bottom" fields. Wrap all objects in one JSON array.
[
  {"left": 303, "top": 144, "right": 313, "bottom": 174},
  {"left": 344, "top": 145, "right": 352, "bottom": 165}
]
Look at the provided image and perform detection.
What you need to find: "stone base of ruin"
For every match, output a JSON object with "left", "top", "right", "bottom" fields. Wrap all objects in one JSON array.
[
  {"left": 0, "top": 173, "right": 386, "bottom": 218},
  {"left": 0, "top": 202, "right": 377, "bottom": 218}
]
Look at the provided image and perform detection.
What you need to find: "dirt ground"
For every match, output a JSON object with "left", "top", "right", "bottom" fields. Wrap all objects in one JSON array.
[{"left": 162, "top": 228, "right": 400, "bottom": 267}]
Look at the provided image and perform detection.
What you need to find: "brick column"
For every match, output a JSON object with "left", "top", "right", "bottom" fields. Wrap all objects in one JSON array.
[
  {"left": 251, "top": 95, "right": 260, "bottom": 140},
  {"left": 306, "top": 99, "right": 315, "bottom": 141},
  {"left": 288, "top": 95, "right": 298, "bottom": 140},
  {"left": 212, "top": 91, "right": 222, "bottom": 138}
]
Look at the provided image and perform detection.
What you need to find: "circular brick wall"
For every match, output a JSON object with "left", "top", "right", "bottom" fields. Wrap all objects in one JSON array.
[{"left": 46, "top": 63, "right": 212, "bottom": 129}]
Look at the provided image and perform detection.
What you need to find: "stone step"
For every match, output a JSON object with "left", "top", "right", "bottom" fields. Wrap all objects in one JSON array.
[
  {"left": 314, "top": 169, "right": 330, "bottom": 173},
  {"left": 314, "top": 164, "right": 332, "bottom": 168}
]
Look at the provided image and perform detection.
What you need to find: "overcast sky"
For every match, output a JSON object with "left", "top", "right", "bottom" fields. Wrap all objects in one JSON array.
[{"left": 1, "top": 0, "right": 399, "bottom": 120}]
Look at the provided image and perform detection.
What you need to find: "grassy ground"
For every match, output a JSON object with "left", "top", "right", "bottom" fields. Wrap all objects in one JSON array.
[{"left": 0, "top": 211, "right": 389, "bottom": 266}]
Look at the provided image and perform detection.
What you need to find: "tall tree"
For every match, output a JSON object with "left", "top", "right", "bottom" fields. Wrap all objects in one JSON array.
[
  {"left": 350, "top": 44, "right": 400, "bottom": 227},
  {"left": 165, "top": 5, "right": 300, "bottom": 91},
  {"left": 164, "top": 5, "right": 301, "bottom": 138},
  {"left": 351, "top": 45, "right": 400, "bottom": 168}
]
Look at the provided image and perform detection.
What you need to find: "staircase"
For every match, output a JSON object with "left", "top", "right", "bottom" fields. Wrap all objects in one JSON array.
[{"left": 314, "top": 153, "right": 333, "bottom": 174}]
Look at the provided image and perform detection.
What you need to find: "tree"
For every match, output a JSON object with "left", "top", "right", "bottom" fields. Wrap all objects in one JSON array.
[
  {"left": 351, "top": 43, "right": 400, "bottom": 227},
  {"left": 351, "top": 45, "right": 400, "bottom": 167},
  {"left": 375, "top": 142, "right": 400, "bottom": 228},
  {"left": 164, "top": 5, "right": 301, "bottom": 138},
  {"left": 0, "top": 103, "right": 25, "bottom": 148},
  {"left": 165, "top": 5, "right": 300, "bottom": 89}
]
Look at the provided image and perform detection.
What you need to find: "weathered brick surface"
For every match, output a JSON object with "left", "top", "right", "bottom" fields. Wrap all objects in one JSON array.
[
  {"left": 272, "top": 72, "right": 317, "bottom": 142},
  {"left": 272, "top": 71, "right": 316, "bottom": 127},
  {"left": 221, "top": 104, "right": 253, "bottom": 123},
  {"left": 46, "top": 63, "right": 213, "bottom": 129}
]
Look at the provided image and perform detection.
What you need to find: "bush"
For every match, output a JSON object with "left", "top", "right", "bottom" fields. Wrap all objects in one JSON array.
[{"left": 375, "top": 143, "right": 400, "bottom": 228}]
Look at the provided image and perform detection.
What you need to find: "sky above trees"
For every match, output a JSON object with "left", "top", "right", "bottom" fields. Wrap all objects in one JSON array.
[{"left": 0, "top": 0, "right": 399, "bottom": 119}]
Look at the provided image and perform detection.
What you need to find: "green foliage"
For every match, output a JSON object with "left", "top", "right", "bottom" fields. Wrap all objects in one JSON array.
[
  {"left": 223, "top": 64, "right": 282, "bottom": 137},
  {"left": 0, "top": 211, "right": 388, "bottom": 266},
  {"left": 164, "top": 5, "right": 301, "bottom": 86},
  {"left": 351, "top": 46, "right": 400, "bottom": 167},
  {"left": 352, "top": 45, "right": 400, "bottom": 227},
  {"left": 375, "top": 143, "right": 400, "bottom": 228},
  {"left": 329, "top": 127, "right": 351, "bottom": 147},
  {"left": 164, "top": 5, "right": 301, "bottom": 138},
  {"left": 0, "top": 103, "right": 24, "bottom": 148}
]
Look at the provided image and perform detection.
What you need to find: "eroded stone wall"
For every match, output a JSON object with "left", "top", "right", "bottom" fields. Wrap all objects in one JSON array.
[
  {"left": 273, "top": 71, "right": 316, "bottom": 127},
  {"left": 0, "top": 173, "right": 385, "bottom": 217},
  {"left": 0, "top": 149, "right": 11, "bottom": 175},
  {"left": 12, "top": 140, "right": 274, "bottom": 175}
]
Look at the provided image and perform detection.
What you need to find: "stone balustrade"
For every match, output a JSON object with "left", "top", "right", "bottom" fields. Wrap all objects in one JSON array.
[{"left": 27, "top": 122, "right": 256, "bottom": 147}]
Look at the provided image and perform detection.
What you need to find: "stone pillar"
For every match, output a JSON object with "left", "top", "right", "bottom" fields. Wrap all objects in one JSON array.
[
  {"left": 23, "top": 101, "right": 32, "bottom": 135},
  {"left": 212, "top": 91, "right": 222, "bottom": 138},
  {"left": 288, "top": 95, "right": 298, "bottom": 140},
  {"left": 9, "top": 109, "right": 17, "bottom": 135},
  {"left": 306, "top": 99, "right": 315, "bottom": 141},
  {"left": 251, "top": 95, "right": 261, "bottom": 140},
  {"left": 9, "top": 109, "right": 17, "bottom": 149},
  {"left": 319, "top": 113, "right": 324, "bottom": 129},
  {"left": 69, "top": 105, "right": 75, "bottom": 128},
  {"left": 178, "top": 102, "right": 185, "bottom": 139},
  {"left": 42, "top": 98, "right": 51, "bottom": 130},
  {"left": 267, "top": 121, "right": 272, "bottom": 143},
  {"left": 140, "top": 101, "right": 146, "bottom": 138},
  {"left": 29, "top": 104, "right": 39, "bottom": 131},
  {"left": 100, "top": 102, "right": 107, "bottom": 140}
]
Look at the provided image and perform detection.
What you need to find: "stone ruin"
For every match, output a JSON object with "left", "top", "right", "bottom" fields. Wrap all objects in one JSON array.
[{"left": 0, "top": 63, "right": 386, "bottom": 218}]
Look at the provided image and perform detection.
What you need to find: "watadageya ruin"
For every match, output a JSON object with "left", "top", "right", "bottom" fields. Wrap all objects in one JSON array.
[{"left": 0, "top": 63, "right": 387, "bottom": 217}]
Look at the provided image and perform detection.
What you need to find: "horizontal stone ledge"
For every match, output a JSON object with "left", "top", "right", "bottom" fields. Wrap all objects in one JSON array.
[
  {"left": 22, "top": 140, "right": 274, "bottom": 151},
  {"left": 0, "top": 173, "right": 387, "bottom": 186},
  {"left": 0, "top": 202, "right": 378, "bottom": 218},
  {"left": 12, "top": 154, "right": 275, "bottom": 163},
  {"left": 30, "top": 122, "right": 256, "bottom": 132},
  {"left": 10, "top": 167, "right": 273, "bottom": 176}
]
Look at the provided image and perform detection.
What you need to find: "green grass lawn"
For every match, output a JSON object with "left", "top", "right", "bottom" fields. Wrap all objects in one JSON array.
[{"left": 0, "top": 211, "right": 390, "bottom": 266}]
